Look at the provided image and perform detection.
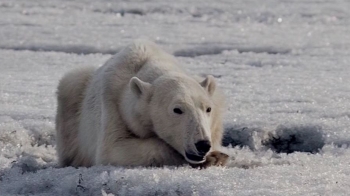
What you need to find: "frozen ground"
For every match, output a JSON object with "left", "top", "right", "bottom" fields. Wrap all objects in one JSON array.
[{"left": 1, "top": 0, "right": 350, "bottom": 195}]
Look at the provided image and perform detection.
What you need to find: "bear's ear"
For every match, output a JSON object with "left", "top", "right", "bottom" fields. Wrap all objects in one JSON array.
[
  {"left": 200, "top": 75, "right": 216, "bottom": 96},
  {"left": 129, "top": 77, "right": 151, "bottom": 97}
]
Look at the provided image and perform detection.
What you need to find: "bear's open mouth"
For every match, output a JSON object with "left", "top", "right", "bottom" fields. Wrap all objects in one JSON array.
[{"left": 185, "top": 152, "right": 205, "bottom": 163}]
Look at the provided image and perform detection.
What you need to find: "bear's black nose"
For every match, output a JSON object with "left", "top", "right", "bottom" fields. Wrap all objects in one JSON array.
[{"left": 195, "top": 140, "right": 211, "bottom": 156}]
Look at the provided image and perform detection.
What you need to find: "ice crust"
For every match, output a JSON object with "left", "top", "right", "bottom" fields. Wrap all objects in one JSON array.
[{"left": 1, "top": 0, "right": 350, "bottom": 195}]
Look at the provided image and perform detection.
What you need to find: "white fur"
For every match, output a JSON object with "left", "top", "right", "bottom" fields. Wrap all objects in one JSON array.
[{"left": 55, "top": 40, "right": 226, "bottom": 167}]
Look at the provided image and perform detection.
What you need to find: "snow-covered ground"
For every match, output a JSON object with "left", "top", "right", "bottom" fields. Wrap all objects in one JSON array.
[{"left": 1, "top": 0, "right": 350, "bottom": 195}]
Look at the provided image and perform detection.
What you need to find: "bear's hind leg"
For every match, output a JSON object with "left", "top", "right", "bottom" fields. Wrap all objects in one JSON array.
[{"left": 55, "top": 66, "right": 95, "bottom": 167}]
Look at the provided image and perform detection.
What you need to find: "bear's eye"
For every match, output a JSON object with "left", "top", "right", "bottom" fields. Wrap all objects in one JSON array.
[
  {"left": 173, "top": 108, "right": 183, "bottom": 114},
  {"left": 206, "top": 107, "right": 211, "bottom": 113}
]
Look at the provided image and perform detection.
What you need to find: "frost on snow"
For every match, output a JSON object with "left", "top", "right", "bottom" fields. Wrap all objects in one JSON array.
[{"left": 1, "top": 0, "right": 350, "bottom": 195}]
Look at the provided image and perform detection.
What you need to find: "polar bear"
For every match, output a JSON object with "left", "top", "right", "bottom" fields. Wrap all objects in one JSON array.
[{"left": 55, "top": 40, "right": 228, "bottom": 168}]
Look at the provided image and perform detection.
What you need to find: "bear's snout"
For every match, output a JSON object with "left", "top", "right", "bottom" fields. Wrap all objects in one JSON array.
[{"left": 195, "top": 140, "right": 211, "bottom": 156}]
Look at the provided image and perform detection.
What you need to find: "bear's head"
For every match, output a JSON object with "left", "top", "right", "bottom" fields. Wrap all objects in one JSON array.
[{"left": 128, "top": 73, "right": 217, "bottom": 164}]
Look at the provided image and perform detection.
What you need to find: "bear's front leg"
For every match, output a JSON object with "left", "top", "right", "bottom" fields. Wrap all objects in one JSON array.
[
  {"left": 96, "top": 100, "right": 186, "bottom": 167},
  {"left": 97, "top": 136, "right": 186, "bottom": 167},
  {"left": 190, "top": 151, "right": 229, "bottom": 169}
]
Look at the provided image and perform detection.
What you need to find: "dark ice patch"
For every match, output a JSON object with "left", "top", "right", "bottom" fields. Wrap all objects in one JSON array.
[
  {"left": 222, "top": 125, "right": 264, "bottom": 150},
  {"left": 11, "top": 156, "right": 47, "bottom": 174},
  {"left": 263, "top": 125, "right": 325, "bottom": 154},
  {"left": 0, "top": 44, "right": 119, "bottom": 55},
  {"left": 174, "top": 46, "right": 232, "bottom": 57},
  {"left": 93, "top": 8, "right": 145, "bottom": 16},
  {"left": 173, "top": 45, "right": 290, "bottom": 57}
]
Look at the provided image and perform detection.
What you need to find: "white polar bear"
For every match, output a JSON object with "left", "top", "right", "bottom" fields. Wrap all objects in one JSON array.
[{"left": 55, "top": 40, "right": 228, "bottom": 168}]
